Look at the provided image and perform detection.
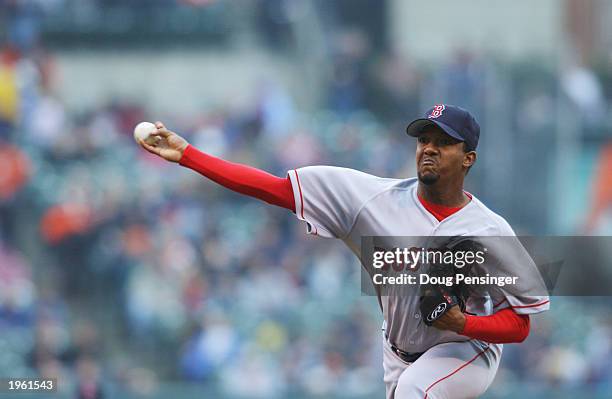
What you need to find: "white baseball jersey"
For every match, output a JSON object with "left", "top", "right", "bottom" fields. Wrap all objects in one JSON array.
[{"left": 287, "top": 166, "right": 550, "bottom": 354}]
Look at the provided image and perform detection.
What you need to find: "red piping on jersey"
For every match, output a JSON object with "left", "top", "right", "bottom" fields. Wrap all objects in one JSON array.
[
  {"left": 423, "top": 346, "right": 490, "bottom": 398},
  {"left": 493, "top": 299, "right": 550, "bottom": 309},
  {"left": 178, "top": 144, "right": 295, "bottom": 212},
  {"left": 507, "top": 300, "right": 549, "bottom": 309},
  {"left": 293, "top": 170, "right": 305, "bottom": 220},
  {"left": 493, "top": 298, "right": 508, "bottom": 308},
  {"left": 494, "top": 299, "right": 549, "bottom": 311},
  {"left": 293, "top": 170, "right": 317, "bottom": 235}
]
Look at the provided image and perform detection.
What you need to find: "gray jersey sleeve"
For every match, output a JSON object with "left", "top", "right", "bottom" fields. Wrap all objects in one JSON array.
[
  {"left": 485, "top": 218, "right": 551, "bottom": 315},
  {"left": 287, "top": 166, "right": 391, "bottom": 239}
]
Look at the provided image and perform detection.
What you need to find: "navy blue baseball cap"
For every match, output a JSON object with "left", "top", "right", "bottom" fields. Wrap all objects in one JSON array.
[{"left": 406, "top": 104, "right": 480, "bottom": 151}]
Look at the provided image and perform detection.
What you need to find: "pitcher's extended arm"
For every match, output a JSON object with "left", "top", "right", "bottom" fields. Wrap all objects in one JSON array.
[{"left": 137, "top": 122, "right": 295, "bottom": 212}]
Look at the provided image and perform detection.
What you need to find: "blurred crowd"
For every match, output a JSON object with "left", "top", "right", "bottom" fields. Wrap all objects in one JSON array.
[
  {"left": 0, "top": 36, "right": 396, "bottom": 397},
  {"left": 1, "top": 2, "right": 612, "bottom": 398}
]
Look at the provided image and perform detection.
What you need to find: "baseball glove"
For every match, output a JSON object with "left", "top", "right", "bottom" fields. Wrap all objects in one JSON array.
[{"left": 419, "top": 238, "right": 479, "bottom": 326}]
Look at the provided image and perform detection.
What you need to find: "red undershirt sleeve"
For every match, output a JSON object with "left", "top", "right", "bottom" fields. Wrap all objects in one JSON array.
[
  {"left": 178, "top": 144, "right": 296, "bottom": 213},
  {"left": 459, "top": 308, "right": 531, "bottom": 343}
]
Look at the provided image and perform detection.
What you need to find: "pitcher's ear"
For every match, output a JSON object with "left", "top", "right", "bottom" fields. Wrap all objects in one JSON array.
[{"left": 464, "top": 151, "right": 476, "bottom": 169}]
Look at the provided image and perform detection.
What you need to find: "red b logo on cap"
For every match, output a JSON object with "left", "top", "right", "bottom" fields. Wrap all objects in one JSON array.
[{"left": 428, "top": 104, "right": 445, "bottom": 119}]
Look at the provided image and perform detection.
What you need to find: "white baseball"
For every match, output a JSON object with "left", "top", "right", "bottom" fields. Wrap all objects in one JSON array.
[{"left": 133, "top": 122, "right": 158, "bottom": 145}]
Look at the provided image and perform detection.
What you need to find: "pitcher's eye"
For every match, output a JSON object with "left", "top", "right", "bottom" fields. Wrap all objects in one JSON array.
[{"left": 418, "top": 136, "right": 428, "bottom": 144}]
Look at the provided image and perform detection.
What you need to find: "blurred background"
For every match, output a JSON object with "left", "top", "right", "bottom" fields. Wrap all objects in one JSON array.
[{"left": 0, "top": 0, "right": 611, "bottom": 398}]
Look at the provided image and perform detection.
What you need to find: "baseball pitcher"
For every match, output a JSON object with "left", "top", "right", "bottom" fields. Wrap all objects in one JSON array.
[{"left": 138, "top": 104, "right": 550, "bottom": 398}]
